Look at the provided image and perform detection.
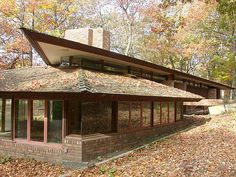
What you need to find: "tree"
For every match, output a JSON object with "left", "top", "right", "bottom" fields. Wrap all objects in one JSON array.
[{"left": 0, "top": 0, "right": 79, "bottom": 68}]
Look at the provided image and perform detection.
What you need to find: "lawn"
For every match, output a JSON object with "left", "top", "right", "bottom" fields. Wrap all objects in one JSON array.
[{"left": 1, "top": 113, "right": 236, "bottom": 177}]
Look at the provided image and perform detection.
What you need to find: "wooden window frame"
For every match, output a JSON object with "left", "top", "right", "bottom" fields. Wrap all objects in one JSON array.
[
  {"left": 118, "top": 100, "right": 179, "bottom": 133},
  {"left": 13, "top": 99, "right": 64, "bottom": 145},
  {"left": 140, "top": 101, "right": 152, "bottom": 128}
]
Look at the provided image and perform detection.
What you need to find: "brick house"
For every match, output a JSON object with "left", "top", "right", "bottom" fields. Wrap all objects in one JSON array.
[{"left": 0, "top": 28, "right": 233, "bottom": 164}]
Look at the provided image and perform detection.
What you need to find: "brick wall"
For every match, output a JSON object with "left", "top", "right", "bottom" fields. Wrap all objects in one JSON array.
[
  {"left": 0, "top": 118, "right": 193, "bottom": 164},
  {"left": 0, "top": 140, "right": 63, "bottom": 163},
  {"left": 82, "top": 118, "right": 192, "bottom": 161}
]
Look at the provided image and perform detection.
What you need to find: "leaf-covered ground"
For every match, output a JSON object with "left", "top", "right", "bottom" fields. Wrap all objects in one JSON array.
[{"left": 1, "top": 113, "right": 236, "bottom": 177}]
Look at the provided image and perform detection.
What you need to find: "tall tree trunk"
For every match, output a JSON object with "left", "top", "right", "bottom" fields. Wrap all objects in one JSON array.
[{"left": 125, "top": 21, "right": 133, "bottom": 56}]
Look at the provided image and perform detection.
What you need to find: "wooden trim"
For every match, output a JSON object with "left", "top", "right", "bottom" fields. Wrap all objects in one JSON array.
[
  {"left": 167, "top": 102, "right": 170, "bottom": 123},
  {"left": 27, "top": 100, "right": 32, "bottom": 142},
  {"left": 1, "top": 98, "right": 6, "bottom": 132},
  {"left": 129, "top": 102, "right": 131, "bottom": 129},
  {"left": 12, "top": 100, "right": 16, "bottom": 140},
  {"left": 174, "top": 102, "right": 177, "bottom": 122},
  {"left": 140, "top": 102, "right": 143, "bottom": 127},
  {"left": 0, "top": 91, "right": 202, "bottom": 102},
  {"left": 11, "top": 99, "right": 15, "bottom": 140},
  {"left": 160, "top": 102, "right": 162, "bottom": 124},
  {"left": 44, "top": 100, "right": 48, "bottom": 143},
  {"left": 62, "top": 101, "right": 65, "bottom": 143},
  {"left": 151, "top": 101, "right": 154, "bottom": 127}
]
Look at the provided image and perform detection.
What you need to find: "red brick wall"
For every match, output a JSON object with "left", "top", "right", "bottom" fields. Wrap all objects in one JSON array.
[
  {"left": 0, "top": 118, "right": 193, "bottom": 164},
  {"left": 82, "top": 118, "right": 191, "bottom": 161},
  {"left": 0, "top": 140, "right": 63, "bottom": 163}
]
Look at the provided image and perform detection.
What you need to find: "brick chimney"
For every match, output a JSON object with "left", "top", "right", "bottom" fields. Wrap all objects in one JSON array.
[{"left": 64, "top": 28, "right": 110, "bottom": 50}]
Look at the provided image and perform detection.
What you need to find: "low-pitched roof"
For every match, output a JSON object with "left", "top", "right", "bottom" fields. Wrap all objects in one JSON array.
[
  {"left": 20, "top": 28, "right": 234, "bottom": 90},
  {"left": 0, "top": 66, "right": 202, "bottom": 101}
]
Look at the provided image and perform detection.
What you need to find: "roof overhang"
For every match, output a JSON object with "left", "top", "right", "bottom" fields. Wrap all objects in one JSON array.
[{"left": 21, "top": 28, "right": 234, "bottom": 90}]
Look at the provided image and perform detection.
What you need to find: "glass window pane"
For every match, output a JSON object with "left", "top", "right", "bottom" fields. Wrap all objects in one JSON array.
[
  {"left": 169, "top": 102, "right": 175, "bottom": 123},
  {"left": 118, "top": 102, "right": 130, "bottom": 132},
  {"left": 154, "top": 102, "right": 161, "bottom": 126},
  {"left": 82, "top": 102, "right": 112, "bottom": 135},
  {"left": 0, "top": 99, "right": 12, "bottom": 139},
  {"left": 161, "top": 102, "right": 168, "bottom": 124},
  {"left": 176, "top": 102, "right": 182, "bottom": 121},
  {"left": 31, "top": 100, "right": 45, "bottom": 142},
  {"left": 131, "top": 102, "right": 141, "bottom": 129},
  {"left": 15, "top": 100, "right": 28, "bottom": 139},
  {"left": 142, "top": 102, "right": 151, "bottom": 127},
  {"left": 48, "top": 101, "right": 63, "bottom": 143},
  {"left": 82, "top": 59, "right": 101, "bottom": 70}
]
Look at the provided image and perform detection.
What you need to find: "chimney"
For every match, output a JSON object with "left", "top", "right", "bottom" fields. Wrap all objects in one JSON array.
[
  {"left": 64, "top": 28, "right": 93, "bottom": 46},
  {"left": 92, "top": 28, "right": 110, "bottom": 50},
  {"left": 64, "top": 28, "right": 110, "bottom": 50}
]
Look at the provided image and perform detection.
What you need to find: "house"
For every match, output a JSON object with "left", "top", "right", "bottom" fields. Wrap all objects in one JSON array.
[{"left": 0, "top": 28, "right": 233, "bottom": 164}]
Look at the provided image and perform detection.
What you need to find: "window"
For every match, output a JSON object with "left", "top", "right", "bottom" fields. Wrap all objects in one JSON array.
[
  {"left": 162, "top": 102, "right": 168, "bottom": 124},
  {"left": 154, "top": 102, "right": 161, "bottom": 126},
  {"left": 81, "top": 102, "right": 112, "bottom": 135},
  {"left": 48, "top": 101, "right": 63, "bottom": 143},
  {"left": 142, "top": 102, "right": 151, "bottom": 127},
  {"left": 118, "top": 102, "right": 130, "bottom": 131},
  {"left": 82, "top": 59, "right": 102, "bottom": 70},
  {"left": 142, "top": 71, "right": 152, "bottom": 79},
  {"left": 15, "top": 100, "right": 28, "bottom": 139},
  {"left": 176, "top": 102, "right": 182, "bottom": 121},
  {"left": 130, "top": 67, "right": 142, "bottom": 77},
  {"left": 131, "top": 102, "right": 141, "bottom": 128},
  {"left": 31, "top": 100, "right": 45, "bottom": 142},
  {"left": 104, "top": 63, "right": 128, "bottom": 73},
  {"left": 0, "top": 99, "right": 12, "bottom": 139},
  {"left": 169, "top": 102, "right": 175, "bottom": 123}
]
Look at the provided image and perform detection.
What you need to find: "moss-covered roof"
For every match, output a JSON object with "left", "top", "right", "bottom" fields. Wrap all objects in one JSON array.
[{"left": 0, "top": 66, "right": 202, "bottom": 100}]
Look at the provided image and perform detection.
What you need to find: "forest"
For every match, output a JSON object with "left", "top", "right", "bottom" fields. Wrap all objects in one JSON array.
[{"left": 0, "top": 0, "right": 235, "bottom": 89}]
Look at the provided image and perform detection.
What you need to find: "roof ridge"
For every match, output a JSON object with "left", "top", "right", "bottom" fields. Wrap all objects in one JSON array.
[{"left": 78, "top": 69, "right": 92, "bottom": 92}]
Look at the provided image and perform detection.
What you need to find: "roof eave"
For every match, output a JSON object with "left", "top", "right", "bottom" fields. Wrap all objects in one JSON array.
[{"left": 20, "top": 28, "right": 234, "bottom": 90}]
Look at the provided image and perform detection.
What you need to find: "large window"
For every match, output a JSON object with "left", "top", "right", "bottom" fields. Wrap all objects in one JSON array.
[
  {"left": 81, "top": 102, "right": 112, "bottom": 135},
  {"left": 0, "top": 99, "right": 12, "bottom": 139},
  {"left": 169, "top": 102, "right": 175, "bottom": 123},
  {"left": 118, "top": 102, "right": 130, "bottom": 131},
  {"left": 161, "top": 102, "right": 168, "bottom": 124},
  {"left": 15, "top": 100, "right": 28, "bottom": 139},
  {"left": 48, "top": 101, "right": 63, "bottom": 143},
  {"left": 154, "top": 102, "right": 161, "bottom": 126},
  {"left": 131, "top": 102, "right": 141, "bottom": 129},
  {"left": 13, "top": 99, "right": 63, "bottom": 143},
  {"left": 142, "top": 102, "right": 151, "bottom": 127},
  {"left": 31, "top": 100, "right": 45, "bottom": 142}
]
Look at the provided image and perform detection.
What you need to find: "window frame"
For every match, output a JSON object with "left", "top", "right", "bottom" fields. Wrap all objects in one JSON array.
[
  {"left": 13, "top": 99, "right": 64, "bottom": 145},
  {"left": 118, "top": 100, "right": 180, "bottom": 132}
]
